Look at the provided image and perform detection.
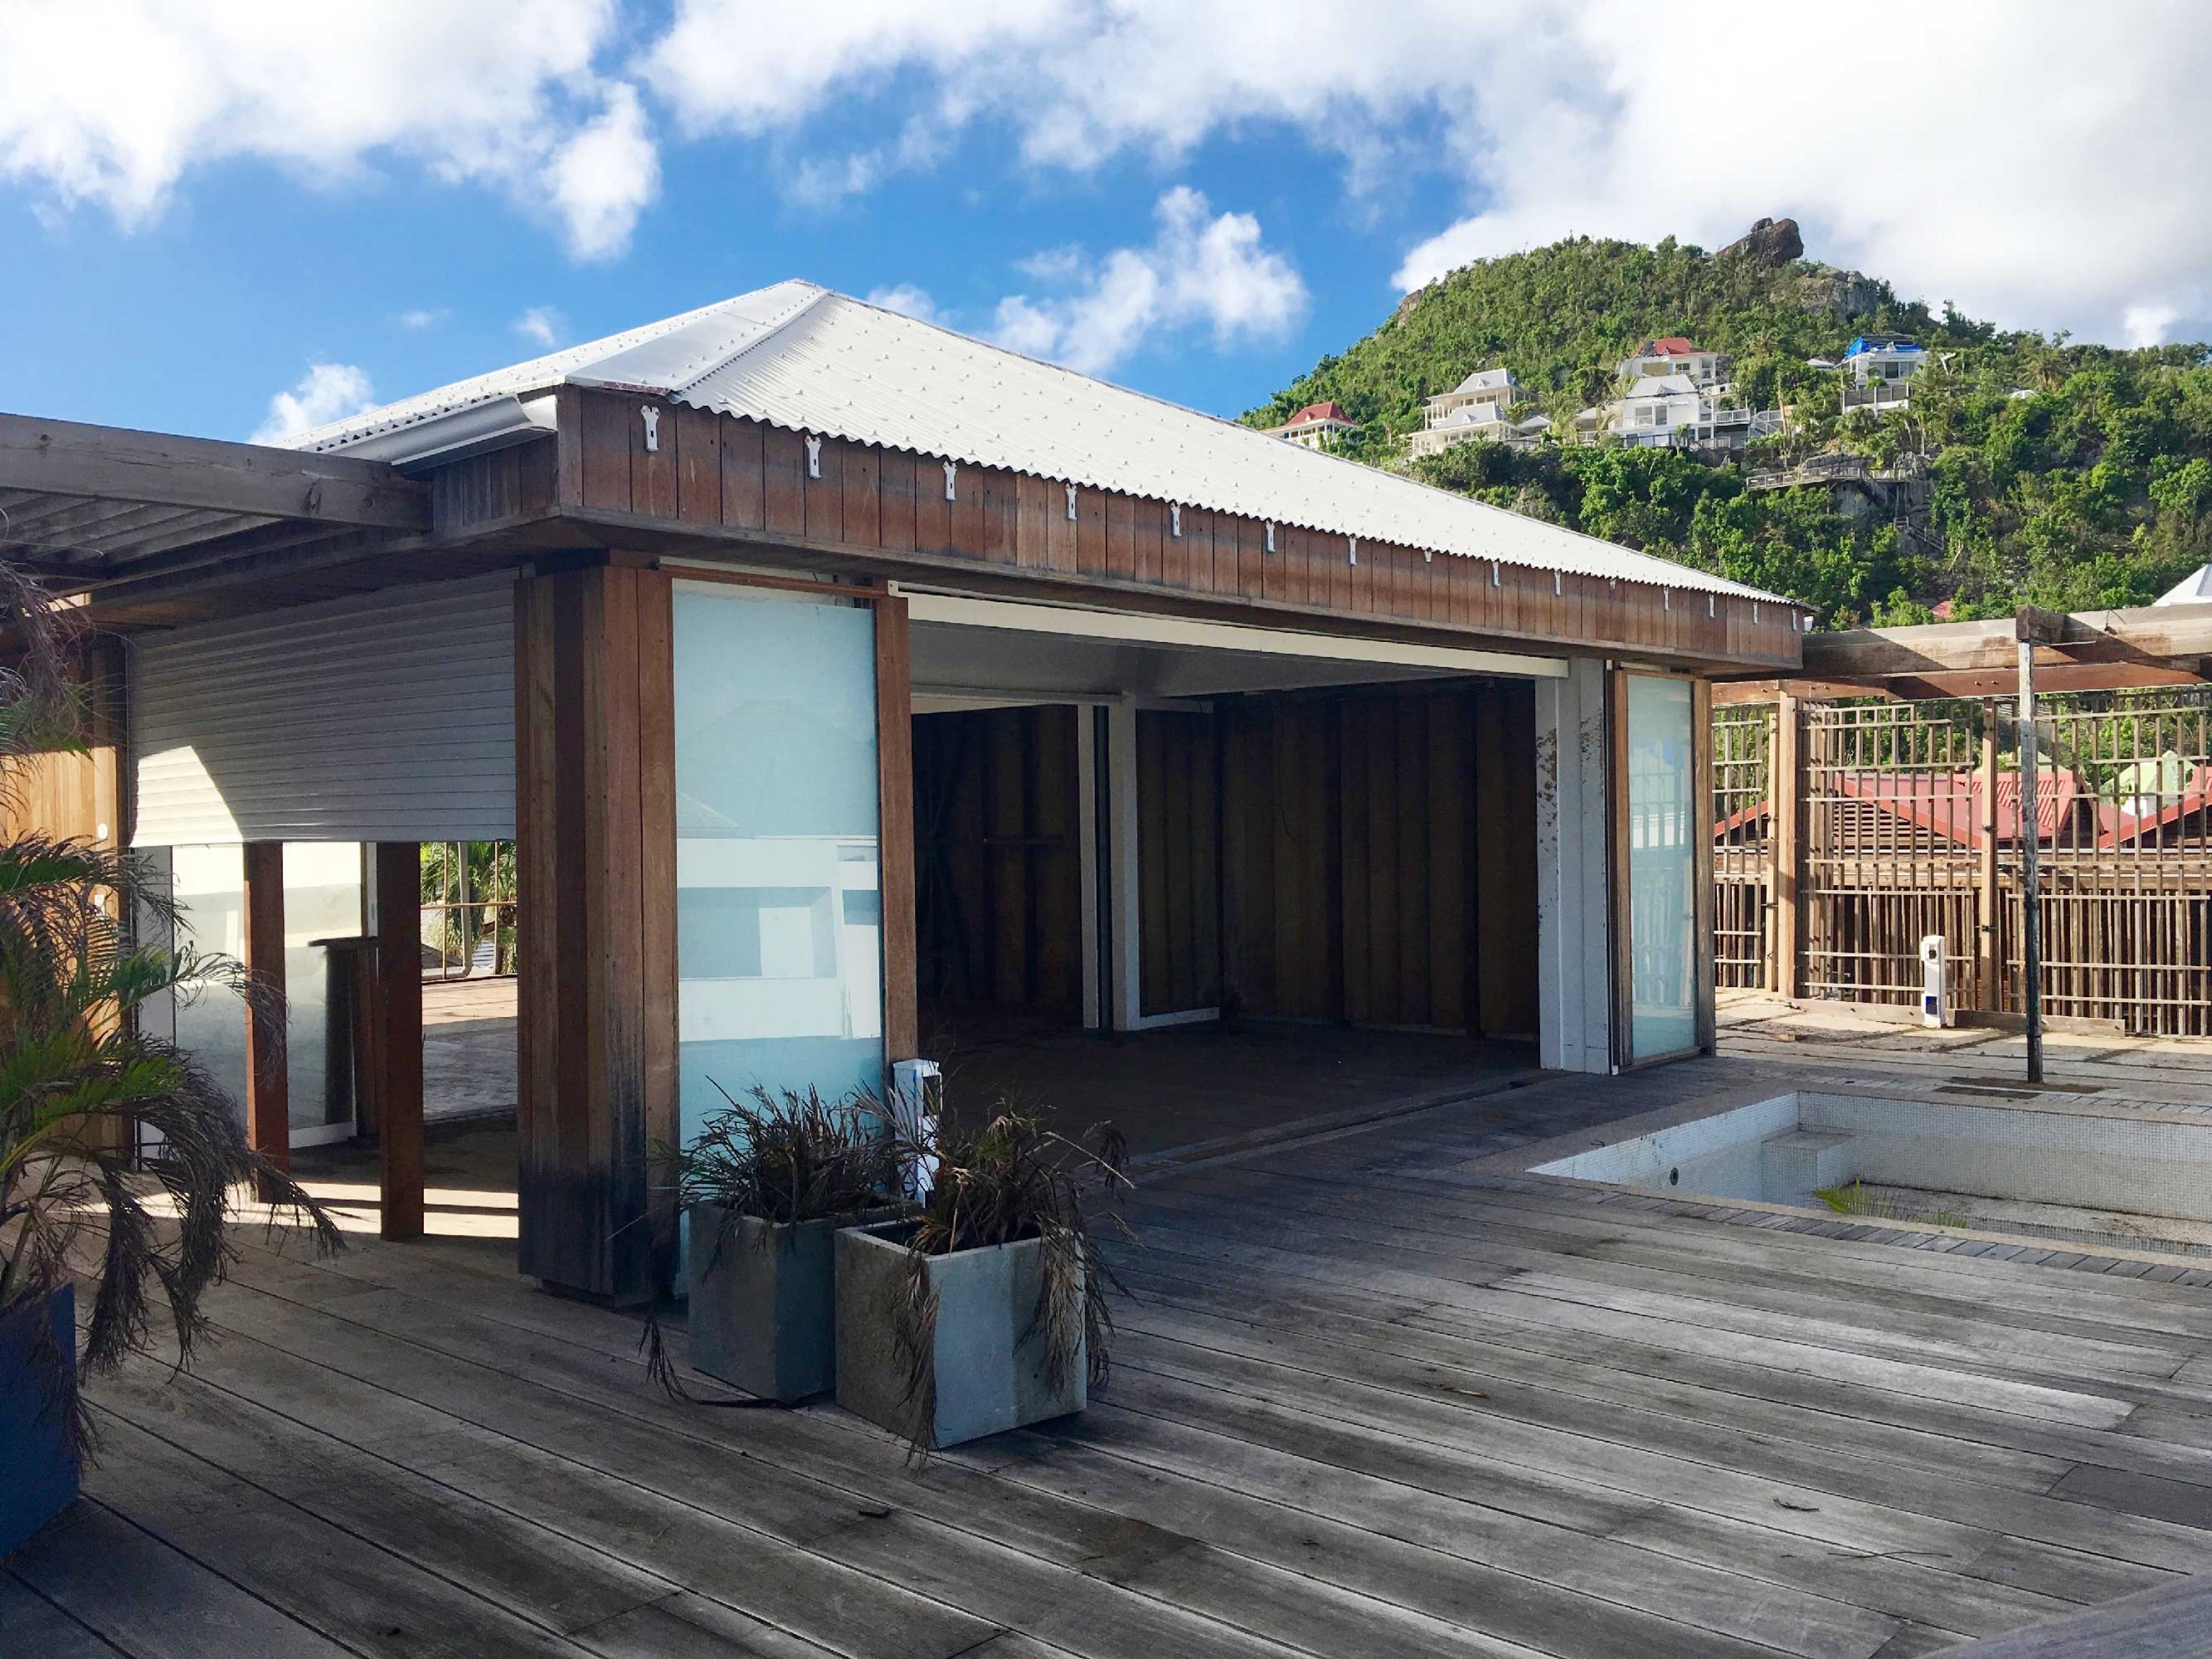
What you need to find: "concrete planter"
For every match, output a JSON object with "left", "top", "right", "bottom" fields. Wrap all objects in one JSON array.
[
  {"left": 2, "top": 1283, "right": 79, "bottom": 1559},
  {"left": 835, "top": 1221, "right": 1084, "bottom": 1449},
  {"left": 686, "top": 1205, "right": 901, "bottom": 1403}
]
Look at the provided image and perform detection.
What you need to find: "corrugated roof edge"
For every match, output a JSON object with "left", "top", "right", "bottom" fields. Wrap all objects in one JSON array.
[
  {"left": 645, "top": 290, "right": 1784, "bottom": 604},
  {"left": 273, "top": 279, "right": 1791, "bottom": 609}
]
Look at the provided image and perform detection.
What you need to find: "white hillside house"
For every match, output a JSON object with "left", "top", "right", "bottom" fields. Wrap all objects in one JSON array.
[
  {"left": 1617, "top": 337, "right": 1730, "bottom": 390},
  {"left": 1402, "top": 367, "right": 1550, "bottom": 458},
  {"left": 1836, "top": 334, "right": 1928, "bottom": 414},
  {"left": 1575, "top": 373, "right": 1781, "bottom": 452},
  {"left": 1265, "top": 401, "right": 1359, "bottom": 450}
]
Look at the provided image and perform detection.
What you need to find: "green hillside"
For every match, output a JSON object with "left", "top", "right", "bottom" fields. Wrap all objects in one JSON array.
[{"left": 1248, "top": 229, "right": 2212, "bottom": 626}]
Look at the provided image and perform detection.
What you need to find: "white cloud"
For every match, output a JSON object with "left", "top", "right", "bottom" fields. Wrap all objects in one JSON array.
[
  {"left": 991, "top": 187, "right": 1305, "bottom": 373},
  {"left": 547, "top": 82, "right": 658, "bottom": 259},
  {"left": 396, "top": 307, "right": 445, "bottom": 330},
  {"left": 2124, "top": 305, "right": 2183, "bottom": 350},
  {"left": 514, "top": 306, "right": 567, "bottom": 348},
  {"left": 252, "top": 362, "right": 374, "bottom": 443},
  {"left": 866, "top": 284, "right": 940, "bottom": 323},
  {"left": 0, "top": 2, "right": 659, "bottom": 259},
  {"left": 639, "top": 1, "right": 2212, "bottom": 346}
]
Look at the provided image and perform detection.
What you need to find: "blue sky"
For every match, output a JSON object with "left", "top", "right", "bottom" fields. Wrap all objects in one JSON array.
[
  {"left": 1, "top": 3, "right": 2205, "bottom": 446},
  {"left": 0, "top": 116, "right": 1459, "bottom": 442}
]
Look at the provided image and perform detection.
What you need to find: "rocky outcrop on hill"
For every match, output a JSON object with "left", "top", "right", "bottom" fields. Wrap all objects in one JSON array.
[{"left": 1720, "top": 215, "right": 1804, "bottom": 268}]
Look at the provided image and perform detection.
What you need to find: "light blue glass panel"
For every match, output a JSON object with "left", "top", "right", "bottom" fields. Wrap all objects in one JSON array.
[
  {"left": 1625, "top": 675, "right": 1697, "bottom": 1060},
  {"left": 672, "top": 583, "right": 882, "bottom": 1146}
]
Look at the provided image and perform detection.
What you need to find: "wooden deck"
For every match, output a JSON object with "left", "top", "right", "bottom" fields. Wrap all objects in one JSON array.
[{"left": 16, "top": 1055, "right": 2212, "bottom": 1657}]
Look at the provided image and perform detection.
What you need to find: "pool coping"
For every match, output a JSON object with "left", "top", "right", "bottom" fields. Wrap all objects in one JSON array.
[{"left": 1479, "top": 1079, "right": 2212, "bottom": 1279}]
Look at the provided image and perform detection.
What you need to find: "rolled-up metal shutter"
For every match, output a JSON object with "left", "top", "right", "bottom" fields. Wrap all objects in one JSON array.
[{"left": 131, "top": 574, "right": 515, "bottom": 845}]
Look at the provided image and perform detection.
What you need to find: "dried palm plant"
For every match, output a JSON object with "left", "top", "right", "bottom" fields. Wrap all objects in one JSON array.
[
  {"left": 870, "top": 1100, "right": 1131, "bottom": 1456},
  {"left": 0, "top": 561, "right": 341, "bottom": 1460},
  {"left": 642, "top": 1081, "right": 903, "bottom": 1402}
]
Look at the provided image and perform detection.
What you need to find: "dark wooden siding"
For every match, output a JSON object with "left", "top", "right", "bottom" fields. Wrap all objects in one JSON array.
[
  {"left": 514, "top": 563, "right": 677, "bottom": 1302},
  {"left": 913, "top": 706, "right": 1083, "bottom": 1019},
  {"left": 1220, "top": 680, "right": 1538, "bottom": 1038},
  {"left": 1137, "top": 710, "right": 1222, "bottom": 1017},
  {"left": 481, "top": 389, "right": 1801, "bottom": 672}
]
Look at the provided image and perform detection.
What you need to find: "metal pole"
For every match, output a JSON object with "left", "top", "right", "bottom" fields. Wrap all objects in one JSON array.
[{"left": 2016, "top": 637, "right": 2044, "bottom": 1084}]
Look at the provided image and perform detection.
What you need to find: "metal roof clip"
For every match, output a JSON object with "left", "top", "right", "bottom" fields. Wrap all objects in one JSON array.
[
  {"left": 1066, "top": 482, "right": 1078, "bottom": 522},
  {"left": 943, "top": 460, "right": 957, "bottom": 501},
  {"left": 805, "top": 434, "right": 821, "bottom": 478},
  {"left": 640, "top": 406, "right": 660, "bottom": 453},
  {"left": 1171, "top": 504, "right": 1183, "bottom": 539},
  {"left": 1265, "top": 523, "right": 1275, "bottom": 554},
  {"left": 1348, "top": 536, "right": 1358, "bottom": 565}
]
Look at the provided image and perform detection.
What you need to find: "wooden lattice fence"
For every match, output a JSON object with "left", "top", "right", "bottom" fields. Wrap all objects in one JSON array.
[{"left": 1719, "top": 689, "right": 2212, "bottom": 1035}]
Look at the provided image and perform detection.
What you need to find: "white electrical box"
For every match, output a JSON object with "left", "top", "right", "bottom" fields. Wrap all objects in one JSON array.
[{"left": 1919, "top": 934, "right": 1950, "bottom": 1028}]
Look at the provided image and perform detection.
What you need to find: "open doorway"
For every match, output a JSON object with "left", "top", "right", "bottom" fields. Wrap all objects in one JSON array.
[{"left": 913, "top": 706, "right": 1086, "bottom": 1051}]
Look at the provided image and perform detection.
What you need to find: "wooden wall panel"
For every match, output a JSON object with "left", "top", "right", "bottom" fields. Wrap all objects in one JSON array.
[
  {"left": 1475, "top": 679, "right": 1539, "bottom": 1038},
  {"left": 1219, "top": 681, "right": 1536, "bottom": 1039},
  {"left": 912, "top": 706, "right": 1082, "bottom": 1019},
  {"left": 1137, "top": 710, "right": 1221, "bottom": 1016},
  {"left": 514, "top": 561, "right": 678, "bottom": 1302},
  {"left": 555, "top": 389, "right": 1805, "bottom": 670},
  {"left": 0, "top": 636, "right": 122, "bottom": 848}
]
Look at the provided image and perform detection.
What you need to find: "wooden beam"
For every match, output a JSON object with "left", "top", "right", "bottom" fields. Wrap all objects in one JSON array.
[
  {"left": 1710, "top": 677, "right": 1898, "bottom": 705},
  {"left": 376, "top": 842, "right": 425, "bottom": 1242},
  {"left": 875, "top": 593, "right": 920, "bottom": 1063},
  {"left": 1803, "top": 602, "right": 2212, "bottom": 683},
  {"left": 0, "top": 412, "right": 429, "bottom": 529},
  {"left": 240, "top": 841, "right": 289, "bottom": 1200},
  {"left": 1770, "top": 692, "right": 1802, "bottom": 1000},
  {"left": 2015, "top": 645, "right": 2043, "bottom": 1085}
]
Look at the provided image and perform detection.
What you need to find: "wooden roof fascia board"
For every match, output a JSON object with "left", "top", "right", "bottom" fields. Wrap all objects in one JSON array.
[
  {"left": 545, "top": 499, "right": 1800, "bottom": 672},
  {"left": 0, "top": 412, "right": 431, "bottom": 531}
]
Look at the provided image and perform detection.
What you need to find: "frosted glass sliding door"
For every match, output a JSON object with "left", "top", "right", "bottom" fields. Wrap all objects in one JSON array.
[
  {"left": 672, "top": 581, "right": 883, "bottom": 1148},
  {"left": 1624, "top": 675, "right": 1697, "bottom": 1061}
]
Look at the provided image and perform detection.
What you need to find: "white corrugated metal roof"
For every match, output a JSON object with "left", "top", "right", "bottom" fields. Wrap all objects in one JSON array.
[{"left": 285, "top": 281, "right": 1785, "bottom": 603}]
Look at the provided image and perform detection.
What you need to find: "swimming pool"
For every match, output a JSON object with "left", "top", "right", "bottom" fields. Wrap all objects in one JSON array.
[{"left": 1529, "top": 1088, "right": 2212, "bottom": 1246}]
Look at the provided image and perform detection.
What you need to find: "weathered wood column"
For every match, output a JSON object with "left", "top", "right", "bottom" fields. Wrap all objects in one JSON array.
[
  {"left": 514, "top": 558, "right": 677, "bottom": 1302},
  {"left": 1770, "top": 691, "right": 1803, "bottom": 1000},
  {"left": 1691, "top": 678, "right": 1718, "bottom": 1055},
  {"left": 874, "top": 592, "right": 919, "bottom": 1063},
  {"left": 240, "top": 841, "right": 288, "bottom": 1199},
  {"left": 375, "top": 842, "right": 424, "bottom": 1241}
]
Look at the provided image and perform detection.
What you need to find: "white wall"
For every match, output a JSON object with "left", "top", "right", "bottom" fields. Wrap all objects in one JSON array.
[{"left": 1536, "top": 657, "right": 1614, "bottom": 1073}]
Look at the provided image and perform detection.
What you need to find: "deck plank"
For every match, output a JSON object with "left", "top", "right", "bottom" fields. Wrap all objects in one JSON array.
[{"left": 66, "top": 1049, "right": 2212, "bottom": 1659}]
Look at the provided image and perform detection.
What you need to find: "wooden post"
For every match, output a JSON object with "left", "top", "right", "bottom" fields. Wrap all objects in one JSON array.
[
  {"left": 240, "top": 841, "right": 288, "bottom": 1199},
  {"left": 513, "top": 561, "right": 679, "bottom": 1302},
  {"left": 1977, "top": 700, "right": 2000, "bottom": 1011},
  {"left": 1691, "top": 678, "right": 1717, "bottom": 1055},
  {"left": 1770, "top": 692, "right": 1802, "bottom": 999},
  {"left": 376, "top": 842, "right": 425, "bottom": 1241},
  {"left": 2016, "top": 640, "right": 2044, "bottom": 1084},
  {"left": 875, "top": 593, "right": 919, "bottom": 1063}
]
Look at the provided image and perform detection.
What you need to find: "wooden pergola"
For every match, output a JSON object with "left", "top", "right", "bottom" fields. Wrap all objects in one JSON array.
[
  {"left": 0, "top": 412, "right": 436, "bottom": 1234},
  {"left": 1718, "top": 600, "right": 2212, "bottom": 1081}
]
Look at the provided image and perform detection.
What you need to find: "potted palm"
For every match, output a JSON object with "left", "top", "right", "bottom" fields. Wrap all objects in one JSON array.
[
  {"left": 663, "top": 1085, "right": 904, "bottom": 1403},
  {"left": 1, "top": 566, "right": 340, "bottom": 1557},
  {"left": 835, "top": 1104, "right": 1129, "bottom": 1454}
]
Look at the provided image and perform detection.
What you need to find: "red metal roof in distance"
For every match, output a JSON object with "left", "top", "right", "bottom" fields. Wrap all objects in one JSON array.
[{"left": 1289, "top": 402, "right": 1352, "bottom": 424}]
